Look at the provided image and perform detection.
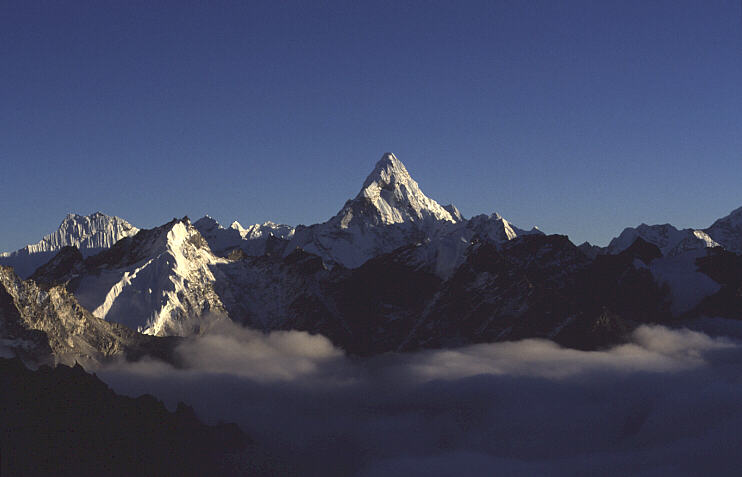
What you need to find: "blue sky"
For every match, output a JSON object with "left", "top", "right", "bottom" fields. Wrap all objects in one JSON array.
[{"left": 1, "top": 0, "right": 740, "bottom": 251}]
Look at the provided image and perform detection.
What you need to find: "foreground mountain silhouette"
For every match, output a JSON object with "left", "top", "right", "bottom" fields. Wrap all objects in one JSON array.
[
  {"left": 0, "top": 357, "right": 248, "bottom": 476},
  {"left": 2, "top": 153, "right": 742, "bottom": 359}
]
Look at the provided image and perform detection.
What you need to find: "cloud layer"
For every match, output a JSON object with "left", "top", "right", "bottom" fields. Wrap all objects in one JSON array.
[{"left": 98, "top": 320, "right": 742, "bottom": 476}]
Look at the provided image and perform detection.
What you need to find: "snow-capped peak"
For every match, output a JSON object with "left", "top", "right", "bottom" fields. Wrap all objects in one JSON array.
[
  {"left": 0, "top": 212, "right": 139, "bottom": 277},
  {"left": 45, "top": 212, "right": 138, "bottom": 253},
  {"left": 193, "top": 215, "right": 294, "bottom": 256},
  {"left": 237, "top": 221, "right": 294, "bottom": 240},
  {"left": 286, "top": 153, "right": 477, "bottom": 269},
  {"left": 361, "top": 152, "right": 412, "bottom": 190},
  {"left": 606, "top": 223, "right": 718, "bottom": 257},
  {"left": 85, "top": 217, "right": 198, "bottom": 269},
  {"left": 71, "top": 217, "right": 227, "bottom": 336},
  {"left": 335, "top": 152, "right": 460, "bottom": 229},
  {"left": 467, "top": 212, "right": 544, "bottom": 243}
]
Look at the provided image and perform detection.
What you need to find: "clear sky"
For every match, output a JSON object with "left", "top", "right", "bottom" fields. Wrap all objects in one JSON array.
[{"left": 1, "top": 0, "right": 741, "bottom": 251}]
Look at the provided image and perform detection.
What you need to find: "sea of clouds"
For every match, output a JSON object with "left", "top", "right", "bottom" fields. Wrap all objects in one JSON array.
[{"left": 96, "top": 318, "right": 742, "bottom": 476}]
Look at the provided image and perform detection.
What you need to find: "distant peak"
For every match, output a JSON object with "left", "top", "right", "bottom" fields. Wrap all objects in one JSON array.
[
  {"left": 194, "top": 215, "right": 219, "bottom": 226},
  {"left": 63, "top": 212, "right": 115, "bottom": 223},
  {"left": 327, "top": 153, "right": 460, "bottom": 227},
  {"left": 362, "top": 152, "right": 411, "bottom": 189}
]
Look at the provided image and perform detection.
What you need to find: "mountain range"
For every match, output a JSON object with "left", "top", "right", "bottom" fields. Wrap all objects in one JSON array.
[{"left": 2, "top": 152, "right": 741, "bottom": 363}]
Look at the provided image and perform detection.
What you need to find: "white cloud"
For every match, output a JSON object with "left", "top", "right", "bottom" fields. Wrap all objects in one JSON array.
[
  {"left": 97, "top": 321, "right": 742, "bottom": 476},
  {"left": 176, "top": 320, "right": 345, "bottom": 382}
]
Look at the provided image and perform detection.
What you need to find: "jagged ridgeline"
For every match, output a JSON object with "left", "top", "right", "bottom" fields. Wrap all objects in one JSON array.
[
  {"left": 0, "top": 265, "right": 176, "bottom": 366},
  {"left": 0, "top": 212, "right": 138, "bottom": 277},
  {"left": 2, "top": 153, "right": 742, "bottom": 362}
]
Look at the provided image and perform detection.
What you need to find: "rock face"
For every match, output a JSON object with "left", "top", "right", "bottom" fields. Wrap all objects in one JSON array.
[
  {"left": 29, "top": 245, "right": 84, "bottom": 285},
  {"left": 401, "top": 235, "right": 591, "bottom": 351},
  {"left": 0, "top": 212, "right": 139, "bottom": 278},
  {"left": 0, "top": 266, "right": 171, "bottom": 366},
  {"left": 203, "top": 234, "right": 670, "bottom": 354},
  {"left": 705, "top": 206, "right": 742, "bottom": 254},
  {"left": 0, "top": 357, "right": 247, "bottom": 476},
  {"left": 693, "top": 248, "right": 742, "bottom": 320}
]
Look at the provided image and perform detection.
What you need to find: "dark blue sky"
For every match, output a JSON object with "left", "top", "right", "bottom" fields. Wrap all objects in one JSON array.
[{"left": 1, "top": 0, "right": 741, "bottom": 251}]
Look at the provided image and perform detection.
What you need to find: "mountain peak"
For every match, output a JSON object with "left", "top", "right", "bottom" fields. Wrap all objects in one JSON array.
[
  {"left": 285, "top": 153, "right": 462, "bottom": 268},
  {"left": 194, "top": 215, "right": 221, "bottom": 230},
  {"left": 341, "top": 153, "right": 460, "bottom": 227},
  {"left": 0, "top": 212, "right": 140, "bottom": 277},
  {"left": 63, "top": 211, "right": 105, "bottom": 220},
  {"left": 607, "top": 222, "right": 718, "bottom": 256},
  {"left": 361, "top": 152, "right": 410, "bottom": 190}
]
